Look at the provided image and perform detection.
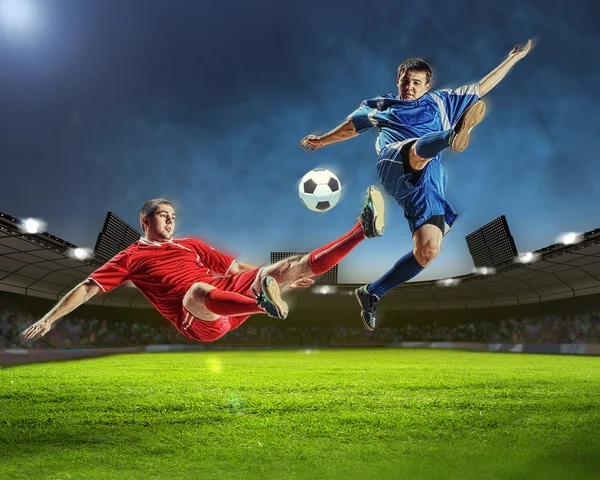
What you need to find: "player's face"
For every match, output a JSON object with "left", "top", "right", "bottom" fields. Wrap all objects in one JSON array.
[
  {"left": 397, "top": 70, "right": 430, "bottom": 100},
  {"left": 145, "top": 204, "right": 176, "bottom": 242}
]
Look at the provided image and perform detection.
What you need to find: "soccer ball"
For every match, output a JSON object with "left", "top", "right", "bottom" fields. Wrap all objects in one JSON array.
[{"left": 298, "top": 168, "right": 342, "bottom": 212}]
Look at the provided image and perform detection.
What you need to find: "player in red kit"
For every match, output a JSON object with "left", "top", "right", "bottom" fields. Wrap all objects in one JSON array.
[{"left": 18, "top": 186, "right": 385, "bottom": 343}]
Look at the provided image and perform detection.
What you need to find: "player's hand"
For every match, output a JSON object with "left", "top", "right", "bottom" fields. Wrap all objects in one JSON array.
[
  {"left": 289, "top": 278, "right": 315, "bottom": 289},
  {"left": 508, "top": 39, "right": 533, "bottom": 61},
  {"left": 17, "top": 318, "right": 53, "bottom": 343},
  {"left": 299, "top": 135, "right": 325, "bottom": 152}
]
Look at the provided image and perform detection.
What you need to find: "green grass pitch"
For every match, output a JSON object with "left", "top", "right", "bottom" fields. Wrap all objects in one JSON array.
[{"left": 1, "top": 349, "right": 599, "bottom": 480}]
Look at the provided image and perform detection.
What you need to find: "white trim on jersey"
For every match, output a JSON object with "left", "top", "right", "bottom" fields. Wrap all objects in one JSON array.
[
  {"left": 224, "top": 259, "right": 236, "bottom": 277},
  {"left": 367, "top": 108, "right": 379, "bottom": 127},
  {"left": 171, "top": 242, "right": 193, "bottom": 252},
  {"left": 139, "top": 236, "right": 194, "bottom": 253},
  {"left": 452, "top": 83, "right": 480, "bottom": 96},
  {"left": 182, "top": 310, "right": 192, "bottom": 331},
  {"left": 387, "top": 139, "right": 417, "bottom": 152},
  {"left": 431, "top": 94, "right": 451, "bottom": 130},
  {"left": 139, "top": 237, "right": 172, "bottom": 246}
]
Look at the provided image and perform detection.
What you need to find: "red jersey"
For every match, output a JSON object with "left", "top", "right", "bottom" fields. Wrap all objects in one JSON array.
[{"left": 88, "top": 237, "right": 235, "bottom": 326}]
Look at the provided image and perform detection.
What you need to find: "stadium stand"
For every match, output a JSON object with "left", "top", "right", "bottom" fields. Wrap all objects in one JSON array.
[
  {"left": 2, "top": 209, "right": 600, "bottom": 358},
  {"left": 2, "top": 209, "right": 600, "bottom": 310}
]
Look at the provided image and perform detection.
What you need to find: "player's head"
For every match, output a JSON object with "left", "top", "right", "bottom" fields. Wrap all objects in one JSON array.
[
  {"left": 396, "top": 58, "right": 432, "bottom": 100},
  {"left": 140, "top": 198, "right": 176, "bottom": 242}
]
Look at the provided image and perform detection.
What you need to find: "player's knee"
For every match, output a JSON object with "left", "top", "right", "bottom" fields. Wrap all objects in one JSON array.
[
  {"left": 409, "top": 142, "right": 430, "bottom": 167},
  {"left": 285, "top": 255, "right": 305, "bottom": 268},
  {"left": 270, "top": 255, "right": 304, "bottom": 275},
  {"left": 414, "top": 244, "right": 440, "bottom": 266},
  {"left": 188, "top": 282, "right": 213, "bottom": 302}
]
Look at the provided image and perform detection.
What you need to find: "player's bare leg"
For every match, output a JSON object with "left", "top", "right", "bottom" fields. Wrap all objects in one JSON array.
[
  {"left": 256, "top": 185, "right": 385, "bottom": 291},
  {"left": 356, "top": 220, "right": 444, "bottom": 331},
  {"left": 183, "top": 279, "right": 288, "bottom": 320},
  {"left": 412, "top": 223, "right": 443, "bottom": 267},
  {"left": 183, "top": 283, "right": 220, "bottom": 321}
]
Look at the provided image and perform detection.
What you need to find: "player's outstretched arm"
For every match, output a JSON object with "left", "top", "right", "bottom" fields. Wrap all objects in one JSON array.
[
  {"left": 17, "top": 280, "right": 100, "bottom": 343},
  {"left": 478, "top": 39, "right": 533, "bottom": 97},
  {"left": 299, "top": 120, "right": 358, "bottom": 153}
]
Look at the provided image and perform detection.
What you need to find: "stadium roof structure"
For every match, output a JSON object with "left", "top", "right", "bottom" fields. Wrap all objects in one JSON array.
[
  {"left": 2, "top": 210, "right": 600, "bottom": 310},
  {"left": 362, "top": 230, "right": 600, "bottom": 310},
  {"left": 0, "top": 212, "right": 151, "bottom": 309}
]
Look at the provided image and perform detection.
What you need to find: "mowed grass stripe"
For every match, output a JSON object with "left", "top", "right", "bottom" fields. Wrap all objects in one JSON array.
[{"left": 1, "top": 349, "right": 599, "bottom": 480}]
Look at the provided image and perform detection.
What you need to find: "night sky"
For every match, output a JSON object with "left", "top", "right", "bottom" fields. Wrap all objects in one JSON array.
[{"left": 1, "top": 0, "right": 599, "bottom": 283}]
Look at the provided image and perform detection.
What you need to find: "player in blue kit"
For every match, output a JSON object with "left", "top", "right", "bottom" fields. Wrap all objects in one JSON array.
[{"left": 300, "top": 40, "right": 533, "bottom": 330}]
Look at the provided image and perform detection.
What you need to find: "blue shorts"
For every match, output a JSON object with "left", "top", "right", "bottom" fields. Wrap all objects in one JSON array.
[{"left": 376, "top": 139, "right": 457, "bottom": 234}]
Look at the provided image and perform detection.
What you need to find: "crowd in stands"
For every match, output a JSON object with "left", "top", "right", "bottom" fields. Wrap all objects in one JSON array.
[{"left": 1, "top": 308, "right": 600, "bottom": 348}]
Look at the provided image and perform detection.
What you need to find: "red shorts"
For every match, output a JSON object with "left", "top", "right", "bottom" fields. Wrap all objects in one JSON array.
[
  {"left": 205, "top": 267, "right": 261, "bottom": 296},
  {"left": 177, "top": 268, "right": 261, "bottom": 342}
]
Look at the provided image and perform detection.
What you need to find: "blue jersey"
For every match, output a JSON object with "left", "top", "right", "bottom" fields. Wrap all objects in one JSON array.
[
  {"left": 348, "top": 84, "right": 480, "bottom": 154},
  {"left": 347, "top": 84, "right": 480, "bottom": 233}
]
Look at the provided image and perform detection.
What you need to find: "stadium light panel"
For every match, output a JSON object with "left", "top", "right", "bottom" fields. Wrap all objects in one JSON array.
[
  {"left": 23, "top": 218, "right": 41, "bottom": 234},
  {"left": 518, "top": 252, "right": 540, "bottom": 264},
  {"left": 558, "top": 232, "right": 581, "bottom": 246},
  {"left": 73, "top": 248, "right": 88, "bottom": 260}
]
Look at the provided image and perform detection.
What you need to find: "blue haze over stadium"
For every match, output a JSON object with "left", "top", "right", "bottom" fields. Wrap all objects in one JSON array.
[{"left": 1, "top": 0, "right": 599, "bottom": 283}]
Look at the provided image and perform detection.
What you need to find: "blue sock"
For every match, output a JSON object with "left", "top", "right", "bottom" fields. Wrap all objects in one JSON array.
[
  {"left": 414, "top": 128, "right": 453, "bottom": 159},
  {"left": 367, "top": 251, "right": 424, "bottom": 298}
]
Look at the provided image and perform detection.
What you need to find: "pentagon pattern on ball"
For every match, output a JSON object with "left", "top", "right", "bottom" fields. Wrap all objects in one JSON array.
[
  {"left": 303, "top": 178, "right": 317, "bottom": 194},
  {"left": 328, "top": 177, "right": 340, "bottom": 192},
  {"left": 298, "top": 168, "right": 342, "bottom": 213}
]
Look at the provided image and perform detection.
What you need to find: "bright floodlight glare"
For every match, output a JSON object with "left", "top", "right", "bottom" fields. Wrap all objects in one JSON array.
[
  {"left": 561, "top": 232, "right": 578, "bottom": 245},
  {"left": 23, "top": 218, "right": 40, "bottom": 233},
  {"left": 520, "top": 252, "right": 534, "bottom": 264},
  {"left": 0, "top": 0, "right": 38, "bottom": 33},
  {"left": 73, "top": 248, "right": 88, "bottom": 260},
  {"left": 477, "top": 267, "right": 496, "bottom": 275}
]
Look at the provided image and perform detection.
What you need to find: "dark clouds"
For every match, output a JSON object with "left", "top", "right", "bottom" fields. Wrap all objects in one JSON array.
[{"left": 1, "top": 0, "right": 599, "bottom": 282}]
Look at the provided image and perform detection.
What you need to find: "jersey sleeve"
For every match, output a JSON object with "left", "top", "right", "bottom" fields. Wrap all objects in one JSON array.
[
  {"left": 431, "top": 83, "right": 480, "bottom": 127},
  {"left": 88, "top": 250, "right": 130, "bottom": 293},
  {"left": 347, "top": 99, "right": 380, "bottom": 134},
  {"left": 191, "top": 239, "right": 236, "bottom": 276}
]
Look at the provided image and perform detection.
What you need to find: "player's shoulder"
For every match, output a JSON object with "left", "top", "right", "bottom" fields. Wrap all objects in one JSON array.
[
  {"left": 427, "top": 89, "right": 448, "bottom": 98},
  {"left": 121, "top": 241, "right": 141, "bottom": 254},
  {"left": 174, "top": 237, "right": 199, "bottom": 245},
  {"left": 361, "top": 93, "right": 395, "bottom": 105},
  {"left": 374, "top": 93, "right": 397, "bottom": 104},
  {"left": 429, "top": 83, "right": 479, "bottom": 97},
  {"left": 364, "top": 93, "right": 401, "bottom": 111},
  {"left": 105, "top": 241, "right": 139, "bottom": 265},
  {"left": 174, "top": 237, "right": 210, "bottom": 250}
]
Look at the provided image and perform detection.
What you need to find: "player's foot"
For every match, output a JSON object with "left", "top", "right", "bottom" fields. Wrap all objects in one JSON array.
[
  {"left": 449, "top": 100, "right": 486, "bottom": 153},
  {"left": 358, "top": 186, "right": 385, "bottom": 238},
  {"left": 355, "top": 285, "right": 379, "bottom": 331},
  {"left": 253, "top": 275, "right": 289, "bottom": 320}
]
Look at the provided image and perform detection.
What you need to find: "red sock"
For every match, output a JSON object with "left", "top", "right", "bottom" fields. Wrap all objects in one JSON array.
[
  {"left": 309, "top": 222, "right": 365, "bottom": 276},
  {"left": 204, "top": 289, "right": 262, "bottom": 316}
]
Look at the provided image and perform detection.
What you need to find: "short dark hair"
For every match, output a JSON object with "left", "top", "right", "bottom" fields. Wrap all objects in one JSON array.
[
  {"left": 139, "top": 198, "right": 173, "bottom": 231},
  {"left": 397, "top": 58, "right": 433, "bottom": 84}
]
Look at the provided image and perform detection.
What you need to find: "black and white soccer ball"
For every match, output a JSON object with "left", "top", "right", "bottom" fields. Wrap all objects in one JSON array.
[{"left": 298, "top": 168, "right": 342, "bottom": 212}]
